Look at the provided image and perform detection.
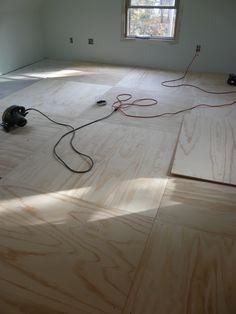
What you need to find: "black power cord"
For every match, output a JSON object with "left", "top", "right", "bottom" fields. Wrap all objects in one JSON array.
[{"left": 25, "top": 108, "right": 117, "bottom": 173}]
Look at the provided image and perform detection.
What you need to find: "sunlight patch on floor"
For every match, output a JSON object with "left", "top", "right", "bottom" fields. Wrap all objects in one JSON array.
[{"left": 22, "top": 69, "right": 90, "bottom": 79}]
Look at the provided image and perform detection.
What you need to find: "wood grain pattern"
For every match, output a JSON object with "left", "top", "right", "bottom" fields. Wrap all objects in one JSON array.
[
  {"left": 0, "top": 77, "right": 37, "bottom": 100},
  {"left": 171, "top": 109, "right": 236, "bottom": 185},
  {"left": 157, "top": 178, "right": 236, "bottom": 236},
  {"left": 0, "top": 115, "right": 64, "bottom": 177},
  {"left": 1, "top": 120, "right": 176, "bottom": 216},
  {"left": 116, "top": 68, "right": 188, "bottom": 95},
  {"left": 116, "top": 67, "right": 219, "bottom": 98},
  {"left": 87, "top": 86, "right": 188, "bottom": 134},
  {"left": 1, "top": 60, "right": 236, "bottom": 314},
  {"left": 0, "top": 184, "right": 153, "bottom": 314},
  {"left": 186, "top": 72, "right": 236, "bottom": 92},
  {"left": 124, "top": 220, "right": 236, "bottom": 314},
  {"left": 60, "top": 62, "right": 132, "bottom": 86},
  {"left": 0, "top": 79, "right": 111, "bottom": 119},
  {"left": 6, "top": 59, "right": 76, "bottom": 79}
]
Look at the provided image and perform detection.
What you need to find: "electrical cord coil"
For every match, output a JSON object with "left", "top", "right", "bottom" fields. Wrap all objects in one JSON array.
[
  {"left": 161, "top": 52, "right": 236, "bottom": 95},
  {"left": 112, "top": 93, "right": 236, "bottom": 119},
  {"left": 112, "top": 52, "right": 236, "bottom": 119}
]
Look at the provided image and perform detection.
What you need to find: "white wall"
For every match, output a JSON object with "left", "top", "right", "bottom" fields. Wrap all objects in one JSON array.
[
  {"left": 42, "top": 0, "right": 236, "bottom": 73},
  {"left": 0, "top": 0, "right": 45, "bottom": 75}
]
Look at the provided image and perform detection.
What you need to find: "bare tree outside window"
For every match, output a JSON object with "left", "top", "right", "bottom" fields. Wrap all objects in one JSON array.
[{"left": 125, "top": 0, "right": 179, "bottom": 39}]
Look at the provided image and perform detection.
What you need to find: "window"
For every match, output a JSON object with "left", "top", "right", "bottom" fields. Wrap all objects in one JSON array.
[{"left": 124, "top": 0, "right": 179, "bottom": 40}]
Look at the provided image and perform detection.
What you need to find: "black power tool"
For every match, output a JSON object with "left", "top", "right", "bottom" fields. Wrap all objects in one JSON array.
[
  {"left": 1, "top": 105, "right": 28, "bottom": 132},
  {"left": 227, "top": 74, "right": 236, "bottom": 86}
]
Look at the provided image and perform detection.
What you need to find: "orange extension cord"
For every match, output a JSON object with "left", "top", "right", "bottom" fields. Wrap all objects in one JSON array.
[{"left": 112, "top": 52, "right": 236, "bottom": 119}]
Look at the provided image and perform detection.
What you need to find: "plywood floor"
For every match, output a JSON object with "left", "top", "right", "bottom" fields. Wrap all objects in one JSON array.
[{"left": 0, "top": 60, "right": 236, "bottom": 314}]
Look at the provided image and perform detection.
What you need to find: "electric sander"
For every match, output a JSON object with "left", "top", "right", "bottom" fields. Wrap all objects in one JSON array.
[
  {"left": 227, "top": 74, "right": 236, "bottom": 86},
  {"left": 1, "top": 105, "right": 28, "bottom": 132}
]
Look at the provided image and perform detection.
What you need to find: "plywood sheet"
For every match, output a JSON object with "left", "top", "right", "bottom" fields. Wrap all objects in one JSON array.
[
  {"left": 0, "top": 79, "right": 112, "bottom": 119},
  {"left": 1, "top": 60, "right": 236, "bottom": 314},
  {"left": 0, "top": 184, "right": 153, "bottom": 314},
  {"left": 1, "top": 121, "right": 176, "bottom": 216},
  {"left": 0, "top": 60, "right": 76, "bottom": 99},
  {"left": 86, "top": 86, "right": 190, "bottom": 134},
  {"left": 124, "top": 177, "right": 236, "bottom": 314},
  {"left": 124, "top": 220, "right": 236, "bottom": 314},
  {"left": 171, "top": 109, "right": 236, "bottom": 185},
  {"left": 117, "top": 67, "right": 205, "bottom": 97},
  {"left": 60, "top": 62, "right": 132, "bottom": 85},
  {"left": 0, "top": 115, "right": 66, "bottom": 177},
  {"left": 116, "top": 68, "right": 185, "bottom": 94},
  {"left": 157, "top": 178, "right": 236, "bottom": 236},
  {"left": 6, "top": 59, "right": 76, "bottom": 79}
]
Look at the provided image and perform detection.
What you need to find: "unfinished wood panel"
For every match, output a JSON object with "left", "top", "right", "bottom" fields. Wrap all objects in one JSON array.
[
  {"left": 117, "top": 67, "right": 202, "bottom": 98},
  {"left": 59, "top": 62, "right": 132, "bottom": 86},
  {"left": 1, "top": 121, "right": 176, "bottom": 216},
  {"left": 186, "top": 72, "right": 236, "bottom": 92},
  {"left": 0, "top": 60, "right": 79, "bottom": 99},
  {"left": 1, "top": 60, "right": 236, "bottom": 314},
  {"left": 0, "top": 77, "right": 38, "bottom": 100},
  {"left": 116, "top": 68, "right": 182, "bottom": 91},
  {"left": 171, "top": 109, "right": 236, "bottom": 185},
  {"left": 0, "top": 139, "right": 33, "bottom": 177},
  {"left": 0, "top": 79, "right": 112, "bottom": 119},
  {"left": 192, "top": 95, "right": 236, "bottom": 116},
  {"left": 0, "top": 114, "right": 67, "bottom": 177},
  {"left": 0, "top": 184, "right": 153, "bottom": 314},
  {"left": 80, "top": 86, "right": 190, "bottom": 134},
  {"left": 157, "top": 178, "right": 236, "bottom": 236},
  {"left": 123, "top": 220, "right": 236, "bottom": 314},
  {"left": 6, "top": 59, "right": 76, "bottom": 79}
]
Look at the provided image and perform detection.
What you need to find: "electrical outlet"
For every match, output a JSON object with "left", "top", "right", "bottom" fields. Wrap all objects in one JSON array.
[
  {"left": 196, "top": 44, "right": 201, "bottom": 53},
  {"left": 69, "top": 37, "right": 74, "bottom": 44},
  {"left": 88, "top": 38, "right": 94, "bottom": 45}
]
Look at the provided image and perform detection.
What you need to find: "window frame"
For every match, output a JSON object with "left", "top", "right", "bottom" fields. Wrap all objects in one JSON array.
[{"left": 123, "top": 0, "right": 181, "bottom": 41}]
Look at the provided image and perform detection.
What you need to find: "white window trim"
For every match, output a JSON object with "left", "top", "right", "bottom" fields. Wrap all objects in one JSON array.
[{"left": 122, "top": 0, "right": 181, "bottom": 42}]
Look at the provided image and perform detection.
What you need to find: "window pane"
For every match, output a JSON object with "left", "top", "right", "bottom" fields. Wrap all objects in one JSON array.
[
  {"left": 130, "top": 0, "right": 176, "bottom": 6},
  {"left": 128, "top": 8, "right": 176, "bottom": 38}
]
